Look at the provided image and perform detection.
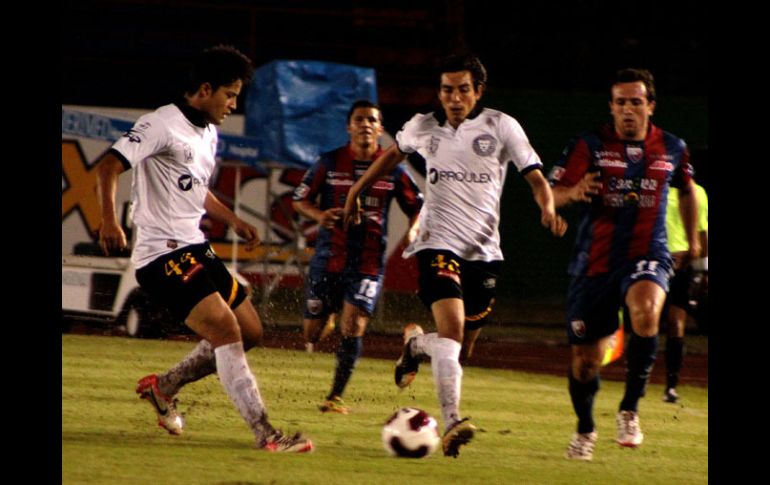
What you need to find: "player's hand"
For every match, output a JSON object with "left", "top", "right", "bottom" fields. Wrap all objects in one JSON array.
[
  {"left": 572, "top": 172, "right": 602, "bottom": 203},
  {"left": 681, "top": 240, "right": 702, "bottom": 268},
  {"left": 98, "top": 220, "right": 128, "bottom": 255},
  {"left": 319, "top": 208, "right": 343, "bottom": 229},
  {"left": 541, "top": 210, "right": 568, "bottom": 237},
  {"left": 342, "top": 193, "right": 363, "bottom": 230},
  {"left": 233, "top": 219, "right": 261, "bottom": 251}
]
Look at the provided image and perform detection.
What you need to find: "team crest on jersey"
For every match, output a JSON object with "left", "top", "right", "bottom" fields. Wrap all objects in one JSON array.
[
  {"left": 294, "top": 183, "right": 310, "bottom": 199},
  {"left": 307, "top": 298, "right": 323, "bottom": 315},
  {"left": 205, "top": 248, "right": 216, "bottom": 259},
  {"left": 571, "top": 320, "right": 586, "bottom": 338},
  {"left": 625, "top": 146, "right": 644, "bottom": 163},
  {"left": 549, "top": 166, "right": 565, "bottom": 181},
  {"left": 183, "top": 143, "right": 193, "bottom": 163},
  {"left": 428, "top": 136, "right": 440, "bottom": 155},
  {"left": 472, "top": 135, "right": 497, "bottom": 156}
]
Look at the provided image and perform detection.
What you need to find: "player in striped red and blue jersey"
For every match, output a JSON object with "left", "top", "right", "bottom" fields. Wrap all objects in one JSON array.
[
  {"left": 550, "top": 68, "right": 701, "bottom": 460},
  {"left": 293, "top": 100, "right": 422, "bottom": 414}
]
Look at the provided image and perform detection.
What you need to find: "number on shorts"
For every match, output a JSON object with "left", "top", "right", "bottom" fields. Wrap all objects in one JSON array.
[{"left": 358, "top": 279, "right": 379, "bottom": 298}]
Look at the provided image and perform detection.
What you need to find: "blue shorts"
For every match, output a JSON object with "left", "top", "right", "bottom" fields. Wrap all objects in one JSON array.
[
  {"left": 566, "top": 257, "right": 672, "bottom": 344},
  {"left": 303, "top": 267, "right": 384, "bottom": 319}
]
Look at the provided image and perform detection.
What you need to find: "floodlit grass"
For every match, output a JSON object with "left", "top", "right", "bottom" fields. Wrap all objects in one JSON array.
[{"left": 62, "top": 334, "right": 707, "bottom": 485}]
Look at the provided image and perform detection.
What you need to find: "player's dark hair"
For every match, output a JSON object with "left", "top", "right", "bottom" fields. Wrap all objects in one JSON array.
[
  {"left": 184, "top": 45, "right": 253, "bottom": 95},
  {"left": 347, "top": 99, "right": 383, "bottom": 124},
  {"left": 612, "top": 68, "right": 656, "bottom": 102},
  {"left": 437, "top": 53, "right": 487, "bottom": 91}
]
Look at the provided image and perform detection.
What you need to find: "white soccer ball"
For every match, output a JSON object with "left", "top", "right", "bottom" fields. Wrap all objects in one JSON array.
[{"left": 381, "top": 407, "right": 441, "bottom": 458}]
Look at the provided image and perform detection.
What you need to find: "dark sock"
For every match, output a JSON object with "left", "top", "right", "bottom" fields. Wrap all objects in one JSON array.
[
  {"left": 620, "top": 333, "right": 658, "bottom": 412},
  {"left": 665, "top": 336, "right": 685, "bottom": 389},
  {"left": 328, "top": 336, "right": 363, "bottom": 399},
  {"left": 568, "top": 368, "right": 600, "bottom": 434}
]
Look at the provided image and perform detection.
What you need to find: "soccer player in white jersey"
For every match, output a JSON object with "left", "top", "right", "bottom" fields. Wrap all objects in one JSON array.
[
  {"left": 95, "top": 45, "right": 312, "bottom": 453},
  {"left": 343, "top": 53, "right": 567, "bottom": 457}
]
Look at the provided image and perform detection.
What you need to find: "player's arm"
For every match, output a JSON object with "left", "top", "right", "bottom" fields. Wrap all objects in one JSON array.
[
  {"left": 96, "top": 151, "right": 129, "bottom": 255},
  {"left": 677, "top": 179, "right": 701, "bottom": 265},
  {"left": 292, "top": 200, "right": 343, "bottom": 230},
  {"left": 343, "top": 144, "right": 406, "bottom": 227},
  {"left": 403, "top": 214, "right": 420, "bottom": 246},
  {"left": 552, "top": 171, "right": 602, "bottom": 208},
  {"left": 524, "top": 169, "right": 567, "bottom": 237},
  {"left": 204, "top": 191, "right": 260, "bottom": 250}
]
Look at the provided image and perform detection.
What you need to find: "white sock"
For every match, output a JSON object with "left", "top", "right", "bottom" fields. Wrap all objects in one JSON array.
[
  {"left": 214, "top": 342, "right": 273, "bottom": 442},
  {"left": 158, "top": 339, "right": 216, "bottom": 397},
  {"left": 410, "top": 332, "right": 438, "bottom": 358},
  {"left": 431, "top": 337, "right": 463, "bottom": 432}
]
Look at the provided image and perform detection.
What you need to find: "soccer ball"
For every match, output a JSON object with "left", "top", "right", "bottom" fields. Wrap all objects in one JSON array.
[{"left": 381, "top": 407, "right": 441, "bottom": 458}]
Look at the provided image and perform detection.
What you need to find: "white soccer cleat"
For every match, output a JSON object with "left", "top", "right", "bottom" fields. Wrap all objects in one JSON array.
[
  {"left": 616, "top": 410, "right": 644, "bottom": 447},
  {"left": 136, "top": 374, "right": 184, "bottom": 435},
  {"left": 565, "top": 431, "right": 598, "bottom": 461}
]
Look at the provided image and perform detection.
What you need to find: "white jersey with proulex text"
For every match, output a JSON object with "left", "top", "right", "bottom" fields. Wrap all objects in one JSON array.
[
  {"left": 396, "top": 108, "right": 542, "bottom": 261},
  {"left": 111, "top": 103, "right": 218, "bottom": 268}
]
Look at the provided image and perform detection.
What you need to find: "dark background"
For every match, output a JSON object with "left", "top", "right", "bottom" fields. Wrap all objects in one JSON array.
[{"left": 61, "top": 0, "right": 708, "bottom": 310}]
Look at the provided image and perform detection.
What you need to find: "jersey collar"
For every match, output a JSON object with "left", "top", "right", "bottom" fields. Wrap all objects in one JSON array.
[
  {"left": 174, "top": 100, "right": 209, "bottom": 128},
  {"left": 434, "top": 104, "right": 484, "bottom": 127}
]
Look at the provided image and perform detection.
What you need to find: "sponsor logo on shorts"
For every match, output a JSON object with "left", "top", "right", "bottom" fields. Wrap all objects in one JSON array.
[
  {"left": 437, "top": 269, "right": 461, "bottom": 284},
  {"left": 307, "top": 298, "right": 323, "bottom": 315},
  {"left": 483, "top": 278, "right": 496, "bottom": 289},
  {"left": 181, "top": 263, "right": 203, "bottom": 283},
  {"left": 571, "top": 319, "right": 586, "bottom": 338}
]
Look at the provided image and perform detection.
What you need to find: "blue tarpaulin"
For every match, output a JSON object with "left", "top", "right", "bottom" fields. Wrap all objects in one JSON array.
[{"left": 245, "top": 60, "right": 378, "bottom": 167}]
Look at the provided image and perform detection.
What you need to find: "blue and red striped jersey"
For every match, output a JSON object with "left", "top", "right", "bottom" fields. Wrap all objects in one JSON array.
[
  {"left": 293, "top": 144, "right": 423, "bottom": 276},
  {"left": 549, "top": 123, "right": 693, "bottom": 276}
]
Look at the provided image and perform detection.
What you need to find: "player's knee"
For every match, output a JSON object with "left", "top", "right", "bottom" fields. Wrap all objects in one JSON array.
[
  {"left": 572, "top": 353, "right": 601, "bottom": 382},
  {"left": 629, "top": 305, "right": 660, "bottom": 337}
]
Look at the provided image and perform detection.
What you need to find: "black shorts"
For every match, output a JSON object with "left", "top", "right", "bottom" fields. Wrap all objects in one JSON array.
[
  {"left": 135, "top": 242, "right": 248, "bottom": 322},
  {"left": 666, "top": 266, "right": 692, "bottom": 310},
  {"left": 416, "top": 249, "right": 501, "bottom": 330}
]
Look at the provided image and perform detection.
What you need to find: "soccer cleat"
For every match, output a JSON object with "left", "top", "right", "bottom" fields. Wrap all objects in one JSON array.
[
  {"left": 662, "top": 388, "right": 679, "bottom": 403},
  {"left": 136, "top": 374, "right": 184, "bottom": 435},
  {"left": 318, "top": 396, "right": 349, "bottom": 414},
  {"left": 565, "top": 431, "right": 598, "bottom": 461},
  {"left": 261, "top": 430, "right": 314, "bottom": 453},
  {"left": 394, "top": 323, "right": 424, "bottom": 388},
  {"left": 616, "top": 410, "right": 644, "bottom": 447},
  {"left": 442, "top": 418, "right": 476, "bottom": 457}
]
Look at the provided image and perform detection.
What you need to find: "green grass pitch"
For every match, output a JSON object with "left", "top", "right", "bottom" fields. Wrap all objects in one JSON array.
[{"left": 62, "top": 334, "right": 707, "bottom": 484}]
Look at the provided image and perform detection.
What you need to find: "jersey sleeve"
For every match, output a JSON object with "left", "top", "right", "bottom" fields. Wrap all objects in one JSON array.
[
  {"left": 110, "top": 113, "right": 169, "bottom": 168},
  {"left": 670, "top": 140, "right": 694, "bottom": 189},
  {"left": 292, "top": 155, "right": 329, "bottom": 203},
  {"left": 392, "top": 164, "right": 424, "bottom": 219},
  {"left": 394, "top": 114, "right": 423, "bottom": 154},
  {"left": 548, "top": 135, "right": 593, "bottom": 187},
  {"left": 498, "top": 114, "right": 542, "bottom": 173}
]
